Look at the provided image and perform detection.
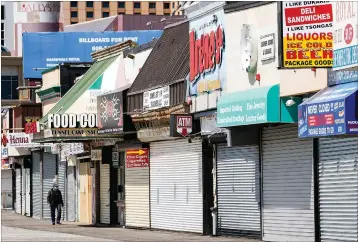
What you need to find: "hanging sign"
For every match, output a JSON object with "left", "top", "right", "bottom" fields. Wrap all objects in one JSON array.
[
  {"left": 125, "top": 148, "right": 149, "bottom": 168},
  {"left": 282, "top": 1, "right": 333, "bottom": 68},
  {"left": 97, "top": 91, "right": 124, "bottom": 134},
  {"left": 24, "top": 117, "right": 41, "bottom": 134},
  {"left": 176, "top": 115, "right": 193, "bottom": 137},
  {"left": 91, "top": 149, "right": 102, "bottom": 161},
  {"left": 143, "top": 86, "right": 170, "bottom": 111},
  {"left": 112, "top": 151, "right": 119, "bottom": 168}
]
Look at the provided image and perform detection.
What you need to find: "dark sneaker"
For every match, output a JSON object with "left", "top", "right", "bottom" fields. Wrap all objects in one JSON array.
[
  {"left": 52, "top": 223, "right": 55, "bottom": 225},
  {"left": 57, "top": 222, "right": 62, "bottom": 225}
]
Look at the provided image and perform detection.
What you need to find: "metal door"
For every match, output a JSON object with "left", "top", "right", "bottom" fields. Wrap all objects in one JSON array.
[
  {"left": 318, "top": 137, "right": 358, "bottom": 242},
  {"left": 150, "top": 139, "right": 203, "bottom": 233},
  {"left": 21, "top": 166, "right": 26, "bottom": 215},
  {"left": 15, "top": 168, "right": 22, "bottom": 214},
  {"left": 216, "top": 144, "right": 261, "bottom": 236},
  {"left": 262, "top": 124, "right": 314, "bottom": 242},
  {"left": 58, "top": 160, "right": 67, "bottom": 220},
  {"left": 100, "top": 162, "right": 110, "bottom": 224},
  {"left": 42, "top": 153, "right": 57, "bottom": 219},
  {"left": 67, "top": 166, "right": 76, "bottom": 221},
  {"left": 32, "top": 152, "right": 42, "bottom": 219},
  {"left": 25, "top": 168, "right": 31, "bottom": 216}
]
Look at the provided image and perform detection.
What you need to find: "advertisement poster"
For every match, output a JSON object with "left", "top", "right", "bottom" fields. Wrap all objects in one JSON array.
[
  {"left": 143, "top": 86, "right": 170, "bottom": 111},
  {"left": 332, "top": 1, "right": 358, "bottom": 70},
  {"left": 188, "top": 9, "right": 226, "bottom": 96},
  {"left": 23, "top": 31, "right": 163, "bottom": 78},
  {"left": 282, "top": 1, "right": 333, "bottom": 68},
  {"left": 125, "top": 149, "right": 149, "bottom": 168}
]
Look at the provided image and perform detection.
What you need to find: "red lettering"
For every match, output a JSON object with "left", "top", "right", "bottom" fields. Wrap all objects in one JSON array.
[
  {"left": 189, "top": 26, "right": 224, "bottom": 82},
  {"left": 286, "top": 32, "right": 333, "bottom": 41},
  {"left": 286, "top": 50, "right": 297, "bottom": 59},
  {"left": 322, "top": 49, "right": 333, "bottom": 59}
]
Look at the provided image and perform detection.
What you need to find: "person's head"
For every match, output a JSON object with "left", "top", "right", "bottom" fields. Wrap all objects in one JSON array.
[{"left": 53, "top": 183, "right": 59, "bottom": 191}]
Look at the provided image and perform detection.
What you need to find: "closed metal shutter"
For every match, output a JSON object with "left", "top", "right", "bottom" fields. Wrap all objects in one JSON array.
[
  {"left": 100, "top": 162, "right": 110, "bottom": 224},
  {"left": 216, "top": 144, "right": 261, "bottom": 236},
  {"left": 15, "top": 168, "right": 22, "bottom": 214},
  {"left": 42, "top": 153, "right": 57, "bottom": 219},
  {"left": 21, "top": 166, "right": 26, "bottom": 215},
  {"left": 318, "top": 137, "right": 358, "bottom": 242},
  {"left": 32, "top": 152, "right": 42, "bottom": 219},
  {"left": 67, "top": 166, "right": 76, "bottom": 221},
  {"left": 262, "top": 124, "right": 314, "bottom": 242},
  {"left": 150, "top": 139, "right": 203, "bottom": 233},
  {"left": 58, "top": 160, "right": 67, "bottom": 220},
  {"left": 125, "top": 162, "right": 149, "bottom": 228},
  {"left": 25, "top": 168, "right": 31, "bottom": 216}
]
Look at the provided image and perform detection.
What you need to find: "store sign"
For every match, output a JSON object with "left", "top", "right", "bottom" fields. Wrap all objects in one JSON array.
[
  {"left": 48, "top": 113, "right": 98, "bottom": 129},
  {"left": 260, "top": 33, "right": 275, "bottom": 61},
  {"left": 2, "top": 147, "right": 8, "bottom": 158},
  {"left": 6, "top": 132, "right": 40, "bottom": 148},
  {"left": 189, "top": 9, "right": 226, "bottom": 96},
  {"left": 125, "top": 149, "right": 149, "bottom": 168},
  {"left": 282, "top": 1, "right": 333, "bottom": 68},
  {"left": 200, "top": 113, "right": 223, "bottom": 135},
  {"left": 298, "top": 82, "right": 358, "bottom": 138},
  {"left": 97, "top": 91, "right": 124, "bottom": 134},
  {"left": 143, "top": 86, "right": 170, "bottom": 111},
  {"left": 332, "top": 1, "right": 358, "bottom": 70},
  {"left": 327, "top": 68, "right": 358, "bottom": 86},
  {"left": 91, "top": 149, "right": 102, "bottom": 161},
  {"left": 112, "top": 151, "right": 119, "bottom": 168},
  {"left": 176, "top": 115, "right": 192, "bottom": 136},
  {"left": 2, "top": 158, "right": 10, "bottom": 169},
  {"left": 25, "top": 117, "right": 40, "bottom": 134}
]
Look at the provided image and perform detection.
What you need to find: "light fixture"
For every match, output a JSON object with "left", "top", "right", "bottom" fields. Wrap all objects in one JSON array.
[
  {"left": 286, "top": 97, "right": 296, "bottom": 107},
  {"left": 160, "top": 17, "right": 166, "bottom": 22},
  {"left": 146, "top": 22, "right": 152, "bottom": 26}
]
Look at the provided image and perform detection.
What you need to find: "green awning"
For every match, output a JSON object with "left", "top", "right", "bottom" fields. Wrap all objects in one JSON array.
[
  {"left": 217, "top": 84, "right": 280, "bottom": 128},
  {"left": 39, "top": 56, "right": 117, "bottom": 124}
]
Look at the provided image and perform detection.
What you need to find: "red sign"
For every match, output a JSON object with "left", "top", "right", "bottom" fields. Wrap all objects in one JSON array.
[
  {"left": 24, "top": 117, "right": 40, "bottom": 134},
  {"left": 126, "top": 149, "right": 149, "bottom": 168},
  {"left": 189, "top": 26, "right": 224, "bottom": 82},
  {"left": 176, "top": 115, "right": 192, "bottom": 136},
  {"left": 284, "top": 4, "right": 333, "bottom": 26}
]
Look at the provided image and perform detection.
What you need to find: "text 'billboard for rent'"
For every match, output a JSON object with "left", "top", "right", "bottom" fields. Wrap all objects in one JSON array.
[
  {"left": 23, "top": 31, "right": 163, "bottom": 78},
  {"left": 282, "top": 1, "right": 333, "bottom": 68}
]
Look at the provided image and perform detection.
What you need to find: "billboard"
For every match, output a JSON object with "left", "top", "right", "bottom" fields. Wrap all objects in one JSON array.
[
  {"left": 332, "top": 1, "right": 358, "bottom": 70},
  {"left": 23, "top": 31, "right": 163, "bottom": 78},
  {"left": 282, "top": 1, "right": 333, "bottom": 68}
]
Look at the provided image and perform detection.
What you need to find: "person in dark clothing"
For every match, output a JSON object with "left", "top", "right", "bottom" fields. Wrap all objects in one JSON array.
[{"left": 47, "top": 183, "right": 64, "bottom": 225}]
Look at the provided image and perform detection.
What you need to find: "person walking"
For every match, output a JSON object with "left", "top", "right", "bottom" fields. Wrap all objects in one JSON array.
[{"left": 47, "top": 183, "right": 64, "bottom": 225}]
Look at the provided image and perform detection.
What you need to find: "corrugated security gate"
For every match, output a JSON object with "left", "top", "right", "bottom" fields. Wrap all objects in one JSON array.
[
  {"left": 262, "top": 124, "right": 314, "bottom": 242},
  {"left": 100, "top": 162, "right": 110, "bottom": 224},
  {"left": 15, "top": 168, "right": 22, "bottom": 214},
  {"left": 58, "top": 160, "right": 67, "bottom": 220},
  {"left": 67, "top": 166, "right": 76, "bottom": 221},
  {"left": 25, "top": 168, "right": 31, "bottom": 216},
  {"left": 32, "top": 152, "right": 41, "bottom": 219},
  {"left": 318, "top": 137, "right": 358, "bottom": 242},
  {"left": 21, "top": 166, "right": 26, "bottom": 215},
  {"left": 150, "top": 139, "right": 203, "bottom": 233},
  {"left": 42, "top": 153, "right": 57, "bottom": 219},
  {"left": 216, "top": 144, "right": 261, "bottom": 236},
  {"left": 125, "top": 146, "right": 150, "bottom": 228}
]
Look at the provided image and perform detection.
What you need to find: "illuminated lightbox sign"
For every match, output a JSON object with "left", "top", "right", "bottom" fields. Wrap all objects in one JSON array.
[{"left": 48, "top": 113, "right": 97, "bottom": 129}]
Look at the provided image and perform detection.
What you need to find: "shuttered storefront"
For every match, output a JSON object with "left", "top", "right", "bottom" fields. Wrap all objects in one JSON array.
[
  {"left": 67, "top": 166, "right": 76, "bottom": 221},
  {"left": 100, "top": 162, "right": 110, "bottom": 224},
  {"left": 150, "top": 139, "right": 203, "bottom": 233},
  {"left": 42, "top": 153, "right": 57, "bottom": 219},
  {"left": 25, "top": 168, "right": 31, "bottom": 216},
  {"left": 318, "top": 137, "right": 358, "bottom": 242},
  {"left": 32, "top": 152, "right": 42, "bottom": 219},
  {"left": 15, "top": 168, "right": 22, "bottom": 214},
  {"left": 262, "top": 124, "right": 314, "bottom": 242},
  {"left": 21, "top": 166, "right": 26, "bottom": 215},
  {"left": 125, "top": 155, "right": 149, "bottom": 228},
  {"left": 216, "top": 144, "right": 261, "bottom": 236},
  {"left": 58, "top": 160, "right": 67, "bottom": 220}
]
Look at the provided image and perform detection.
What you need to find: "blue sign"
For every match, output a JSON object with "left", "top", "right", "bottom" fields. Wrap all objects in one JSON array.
[
  {"left": 328, "top": 69, "right": 358, "bottom": 86},
  {"left": 298, "top": 82, "right": 358, "bottom": 138},
  {"left": 333, "top": 45, "right": 358, "bottom": 70},
  {"left": 23, "top": 31, "right": 163, "bottom": 79}
]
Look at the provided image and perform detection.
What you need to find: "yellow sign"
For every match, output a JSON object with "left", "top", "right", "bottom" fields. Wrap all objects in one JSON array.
[{"left": 126, "top": 149, "right": 146, "bottom": 155}]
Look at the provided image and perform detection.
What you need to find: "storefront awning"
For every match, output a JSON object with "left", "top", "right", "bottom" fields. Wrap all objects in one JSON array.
[
  {"left": 217, "top": 84, "right": 281, "bottom": 128},
  {"left": 39, "top": 55, "right": 118, "bottom": 124},
  {"left": 298, "top": 82, "right": 358, "bottom": 138}
]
